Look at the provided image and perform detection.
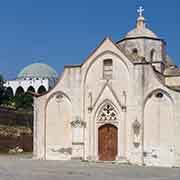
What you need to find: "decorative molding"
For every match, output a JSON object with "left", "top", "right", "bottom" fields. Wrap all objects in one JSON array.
[
  {"left": 88, "top": 92, "right": 93, "bottom": 113},
  {"left": 88, "top": 107, "right": 93, "bottom": 113},
  {"left": 72, "top": 142, "right": 84, "bottom": 145},
  {"left": 51, "top": 147, "right": 72, "bottom": 155},
  {"left": 71, "top": 116, "right": 86, "bottom": 128},
  {"left": 56, "top": 94, "right": 64, "bottom": 103},
  {"left": 92, "top": 81, "right": 126, "bottom": 111},
  {"left": 92, "top": 81, "right": 109, "bottom": 109},
  {"left": 132, "top": 119, "right": 141, "bottom": 148},
  {"left": 132, "top": 119, "right": 141, "bottom": 135}
]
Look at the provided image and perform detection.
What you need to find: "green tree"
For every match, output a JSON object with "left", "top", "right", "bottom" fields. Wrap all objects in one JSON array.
[
  {"left": 0, "top": 74, "right": 4, "bottom": 89},
  {"left": 0, "top": 74, "right": 5, "bottom": 104},
  {"left": 11, "top": 93, "right": 33, "bottom": 110}
]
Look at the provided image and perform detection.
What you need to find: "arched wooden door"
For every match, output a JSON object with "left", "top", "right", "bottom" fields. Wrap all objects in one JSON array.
[{"left": 98, "top": 124, "right": 118, "bottom": 161}]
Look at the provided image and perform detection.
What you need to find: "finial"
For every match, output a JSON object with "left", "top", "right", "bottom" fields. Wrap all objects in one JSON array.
[
  {"left": 137, "top": 6, "right": 144, "bottom": 17},
  {"left": 136, "top": 6, "right": 146, "bottom": 29}
]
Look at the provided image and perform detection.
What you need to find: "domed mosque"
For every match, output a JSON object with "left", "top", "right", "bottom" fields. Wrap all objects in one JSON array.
[{"left": 4, "top": 63, "right": 58, "bottom": 96}]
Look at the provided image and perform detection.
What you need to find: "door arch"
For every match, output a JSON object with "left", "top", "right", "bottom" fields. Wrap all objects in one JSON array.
[{"left": 98, "top": 124, "right": 117, "bottom": 161}]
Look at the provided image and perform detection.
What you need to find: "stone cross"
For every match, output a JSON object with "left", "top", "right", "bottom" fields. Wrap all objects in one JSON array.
[{"left": 137, "top": 6, "right": 144, "bottom": 17}]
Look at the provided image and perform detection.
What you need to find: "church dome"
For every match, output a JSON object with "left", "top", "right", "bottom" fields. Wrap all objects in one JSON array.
[
  {"left": 125, "top": 25, "right": 158, "bottom": 39},
  {"left": 17, "top": 63, "right": 58, "bottom": 79},
  {"left": 125, "top": 11, "right": 158, "bottom": 39}
]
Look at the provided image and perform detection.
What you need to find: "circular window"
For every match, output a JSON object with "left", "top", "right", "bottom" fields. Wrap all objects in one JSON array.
[{"left": 155, "top": 92, "right": 163, "bottom": 98}]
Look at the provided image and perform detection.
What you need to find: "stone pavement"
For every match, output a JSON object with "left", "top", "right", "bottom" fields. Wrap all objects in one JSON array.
[{"left": 0, "top": 155, "right": 180, "bottom": 180}]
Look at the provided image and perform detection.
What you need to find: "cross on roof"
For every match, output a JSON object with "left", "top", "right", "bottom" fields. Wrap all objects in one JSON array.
[{"left": 137, "top": 6, "right": 144, "bottom": 17}]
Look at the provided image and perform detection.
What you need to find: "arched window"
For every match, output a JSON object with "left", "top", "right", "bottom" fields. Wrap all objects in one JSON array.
[
  {"left": 97, "top": 103, "right": 118, "bottom": 123},
  {"left": 27, "top": 86, "right": 35, "bottom": 93},
  {"left": 150, "top": 49, "right": 156, "bottom": 62},
  {"left": 132, "top": 48, "right": 138, "bottom": 56},
  {"left": 15, "top": 86, "right": 24, "bottom": 96},
  {"left": 37, "top": 85, "right": 46, "bottom": 94},
  {"left": 103, "top": 59, "right": 113, "bottom": 80}
]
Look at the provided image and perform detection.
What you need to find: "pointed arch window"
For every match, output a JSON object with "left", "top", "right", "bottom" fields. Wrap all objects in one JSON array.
[
  {"left": 97, "top": 103, "right": 118, "bottom": 123},
  {"left": 103, "top": 59, "right": 113, "bottom": 80}
]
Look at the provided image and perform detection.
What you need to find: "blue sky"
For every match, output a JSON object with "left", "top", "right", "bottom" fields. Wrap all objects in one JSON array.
[{"left": 0, "top": 0, "right": 180, "bottom": 79}]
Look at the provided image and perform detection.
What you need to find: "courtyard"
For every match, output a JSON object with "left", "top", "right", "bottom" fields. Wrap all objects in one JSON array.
[{"left": 0, "top": 155, "right": 180, "bottom": 180}]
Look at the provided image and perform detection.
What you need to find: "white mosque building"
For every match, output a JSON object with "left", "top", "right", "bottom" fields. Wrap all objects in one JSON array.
[{"left": 4, "top": 63, "right": 58, "bottom": 96}]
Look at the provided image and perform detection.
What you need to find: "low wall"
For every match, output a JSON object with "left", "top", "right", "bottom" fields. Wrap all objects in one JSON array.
[
  {"left": 0, "top": 107, "right": 33, "bottom": 152},
  {"left": 0, "top": 134, "right": 33, "bottom": 152}
]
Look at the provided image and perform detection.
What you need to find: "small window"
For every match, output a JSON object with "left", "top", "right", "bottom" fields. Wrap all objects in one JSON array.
[
  {"left": 103, "top": 59, "right": 113, "bottom": 80},
  {"left": 155, "top": 92, "right": 163, "bottom": 98},
  {"left": 132, "top": 48, "right": 138, "bottom": 56},
  {"left": 150, "top": 49, "right": 156, "bottom": 62}
]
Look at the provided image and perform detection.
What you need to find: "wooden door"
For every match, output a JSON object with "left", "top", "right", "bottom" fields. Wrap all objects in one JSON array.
[{"left": 98, "top": 124, "right": 117, "bottom": 161}]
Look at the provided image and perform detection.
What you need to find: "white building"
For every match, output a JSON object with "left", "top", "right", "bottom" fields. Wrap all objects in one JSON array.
[
  {"left": 34, "top": 9, "right": 180, "bottom": 167},
  {"left": 4, "top": 63, "right": 58, "bottom": 96}
]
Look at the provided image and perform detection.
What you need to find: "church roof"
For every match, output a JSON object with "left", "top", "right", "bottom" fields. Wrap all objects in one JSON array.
[
  {"left": 164, "top": 67, "right": 180, "bottom": 76},
  {"left": 125, "top": 25, "right": 158, "bottom": 39},
  {"left": 17, "top": 63, "right": 58, "bottom": 79}
]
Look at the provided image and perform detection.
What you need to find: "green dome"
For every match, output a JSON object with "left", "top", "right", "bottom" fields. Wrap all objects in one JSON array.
[{"left": 17, "top": 63, "right": 58, "bottom": 79}]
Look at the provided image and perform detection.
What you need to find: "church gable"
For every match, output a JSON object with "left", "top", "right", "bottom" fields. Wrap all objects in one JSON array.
[
  {"left": 81, "top": 38, "right": 132, "bottom": 118},
  {"left": 81, "top": 37, "right": 133, "bottom": 82}
]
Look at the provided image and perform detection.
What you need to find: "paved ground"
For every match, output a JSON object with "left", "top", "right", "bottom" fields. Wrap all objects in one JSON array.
[{"left": 0, "top": 155, "right": 180, "bottom": 180}]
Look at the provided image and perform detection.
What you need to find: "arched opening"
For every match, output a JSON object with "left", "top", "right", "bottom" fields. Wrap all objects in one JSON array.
[
  {"left": 6, "top": 87, "right": 14, "bottom": 97},
  {"left": 27, "top": 86, "right": 35, "bottom": 93},
  {"left": 132, "top": 48, "right": 138, "bottom": 56},
  {"left": 143, "top": 90, "right": 174, "bottom": 166},
  {"left": 37, "top": 85, "right": 46, "bottom": 94},
  {"left": 45, "top": 92, "right": 72, "bottom": 160},
  {"left": 150, "top": 49, "right": 156, "bottom": 62},
  {"left": 98, "top": 124, "right": 117, "bottom": 161},
  {"left": 15, "top": 86, "right": 24, "bottom": 96}
]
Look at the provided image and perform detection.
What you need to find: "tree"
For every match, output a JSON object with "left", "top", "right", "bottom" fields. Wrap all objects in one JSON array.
[
  {"left": 12, "top": 93, "right": 33, "bottom": 110},
  {"left": 0, "top": 74, "right": 5, "bottom": 104},
  {"left": 0, "top": 74, "right": 4, "bottom": 90}
]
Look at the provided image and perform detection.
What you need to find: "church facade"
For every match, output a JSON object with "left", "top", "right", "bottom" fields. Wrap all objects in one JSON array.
[{"left": 33, "top": 11, "right": 180, "bottom": 167}]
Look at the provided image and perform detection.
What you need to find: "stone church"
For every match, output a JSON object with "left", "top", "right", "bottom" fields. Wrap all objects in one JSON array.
[{"left": 33, "top": 8, "right": 180, "bottom": 167}]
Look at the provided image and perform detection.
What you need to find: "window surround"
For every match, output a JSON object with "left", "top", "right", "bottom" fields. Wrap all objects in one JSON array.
[{"left": 103, "top": 59, "right": 113, "bottom": 80}]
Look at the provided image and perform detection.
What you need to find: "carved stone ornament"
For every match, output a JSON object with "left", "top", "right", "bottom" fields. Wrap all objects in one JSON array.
[
  {"left": 56, "top": 94, "right": 64, "bottom": 103},
  {"left": 97, "top": 103, "right": 118, "bottom": 123},
  {"left": 132, "top": 119, "right": 141, "bottom": 148},
  {"left": 88, "top": 92, "right": 93, "bottom": 113},
  {"left": 132, "top": 119, "right": 141, "bottom": 136},
  {"left": 71, "top": 117, "right": 86, "bottom": 128}
]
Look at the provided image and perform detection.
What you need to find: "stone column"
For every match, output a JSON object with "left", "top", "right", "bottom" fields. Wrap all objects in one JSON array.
[
  {"left": 33, "top": 97, "right": 37, "bottom": 159},
  {"left": 117, "top": 91, "right": 127, "bottom": 160},
  {"left": 71, "top": 117, "right": 86, "bottom": 160},
  {"left": 117, "top": 107, "right": 126, "bottom": 160}
]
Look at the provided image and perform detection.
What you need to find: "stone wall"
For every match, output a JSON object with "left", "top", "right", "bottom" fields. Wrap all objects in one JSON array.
[
  {"left": 0, "top": 107, "right": 33, "bottom": 152},
  {"left": 0, "top": 135, "right": 33, "bottom": 152}
]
